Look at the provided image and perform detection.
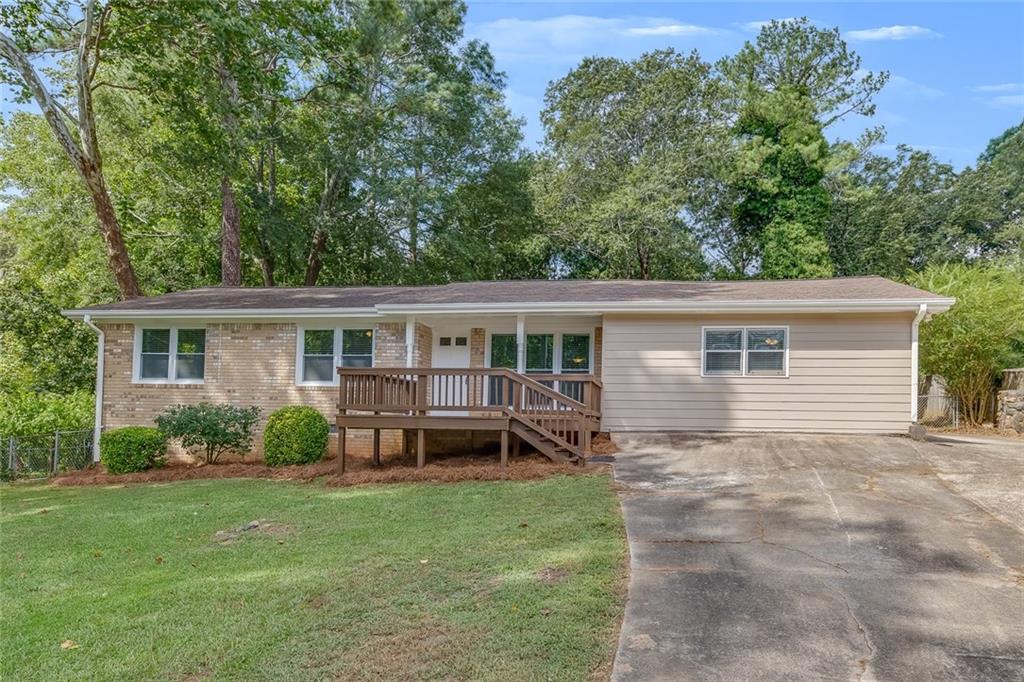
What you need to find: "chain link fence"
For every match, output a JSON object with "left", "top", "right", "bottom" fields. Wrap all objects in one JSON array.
[
  {"left": 917, "top": 394, "right": 960, "bottom": 429},
  {"left": 1, "top": 429, "right": 94, "bottom": 480}
]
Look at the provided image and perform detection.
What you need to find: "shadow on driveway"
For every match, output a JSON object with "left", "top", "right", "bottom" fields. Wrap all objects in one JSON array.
[{"left": 611, "top": 433, "right": 1024, "bottom": 681}]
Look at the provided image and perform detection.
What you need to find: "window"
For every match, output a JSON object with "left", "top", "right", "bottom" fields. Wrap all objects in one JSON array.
[
  {"left": 439, "top": 337, "right": 452, "bottom": 346},
  {"left": 702, "top": 327, "right": 788, "bottom": 377},
  {"left": 560, "top": 334, "right": 591, "bottom": 374},
  {"left": 298, "top": 327, "right": 373, "bottom": 384},
  {"left": 302, "top": 329, "right": 335, "bottom": 382},
  {"left": 526, "top": 334, "right": 554, "bottom": 373},
  {"left": 487, "top": 334, "right": 517, "bottom": 406},
  {"left": 341, "top": 329, "right": 373, "bottom": 367},
  {"left": 746, "top": 328, "right": 786, "bottom": 376},
  {"left": 136, "top": 327, "right": 206, "bottom": 382},
  {"left": 454, "top": 336, "right": 467, "bottom": 347}
]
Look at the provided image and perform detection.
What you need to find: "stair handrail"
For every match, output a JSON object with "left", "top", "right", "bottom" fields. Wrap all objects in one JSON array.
[{"left": 496, "top": 369, "right": 592, "bottom": 458}]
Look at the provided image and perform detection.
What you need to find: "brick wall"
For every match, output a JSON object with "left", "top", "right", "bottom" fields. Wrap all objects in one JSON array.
[{"left": 99, "top": 322, "right": 409, "bottom": 462}]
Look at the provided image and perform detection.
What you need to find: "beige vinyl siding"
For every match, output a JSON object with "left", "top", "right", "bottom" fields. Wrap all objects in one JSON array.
[{"left": 601, "top": 312, "right": 913, "bottom": 433}]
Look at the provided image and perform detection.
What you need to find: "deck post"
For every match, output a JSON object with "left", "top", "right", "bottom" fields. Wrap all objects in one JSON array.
[
  {"left": 512, "top": 433, "right": 520, "bottom": 458},
  {"left": 416, "top": 429, "right": 426, "bottom": 468},
  {"left": 337, "top": 426, "right": 346, "bottom": 474},
  {"left": 372, "top": 428, "right": 381, "bottom": 466},
  {"left": 500, "top": 429, "right": 509, "bottom": 469}
]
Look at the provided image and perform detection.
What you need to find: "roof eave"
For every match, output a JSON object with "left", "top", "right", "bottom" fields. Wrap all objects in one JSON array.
[{"left": 63, "top": 297, "right": 955, "bottom": 320}]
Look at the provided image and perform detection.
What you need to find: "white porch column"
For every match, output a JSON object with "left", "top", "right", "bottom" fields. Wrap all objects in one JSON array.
[
  {"left": 405, "top": 315, "right": 416, "bottom": 367},
  {"left": 516, "top": 314, "right": 526, "bottom": 373}
]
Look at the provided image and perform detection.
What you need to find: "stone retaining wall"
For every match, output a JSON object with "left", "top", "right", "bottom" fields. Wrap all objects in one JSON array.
[{"left": 997, "top": 390, "right": 1024, "bottom": 433}]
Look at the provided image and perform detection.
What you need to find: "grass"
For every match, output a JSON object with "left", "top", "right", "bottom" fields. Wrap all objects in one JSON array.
[{"left": 0, "top": 474, "right": 626, "bottom": 681}]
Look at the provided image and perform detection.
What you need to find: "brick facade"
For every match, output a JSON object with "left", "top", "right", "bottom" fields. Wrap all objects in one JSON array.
[
  {"left": 99, "top": 321, "right": 411, "bottom": 462},
  {"left": 97, "top": 319, "right": 602, "bottom": 463}
]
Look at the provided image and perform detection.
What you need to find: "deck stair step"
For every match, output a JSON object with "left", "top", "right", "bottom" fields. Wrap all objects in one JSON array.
[{"left": 509, "top": 421, "right": 580, "bottom": 464}]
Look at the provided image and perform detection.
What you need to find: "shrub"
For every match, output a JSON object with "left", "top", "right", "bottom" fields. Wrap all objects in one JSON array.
[
  {"left": 100, "top": 427, "right": 167, "bottom": 474},
  {"left": 263, "top": 406, "right": 330, "bottom": 467},
  {"left": 909, "top": 263, "right": 1024, "bottom": 425},
  {"left": 155, "top": 403, "right": 260, "bottom": 464}
]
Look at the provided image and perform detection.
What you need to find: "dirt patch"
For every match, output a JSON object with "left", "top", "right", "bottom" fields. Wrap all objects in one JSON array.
[
  {"left": 535, "top": 565, "right": 570, "bottom": 584},
  {"left": 325, "top": 617, "right": 464, "bottom": 679},
  {"left": 213, "top": 519, "right": 294, "bottom": 544},
  {"left": 52, "top": 451, "right": 592, "bottom": 488}
]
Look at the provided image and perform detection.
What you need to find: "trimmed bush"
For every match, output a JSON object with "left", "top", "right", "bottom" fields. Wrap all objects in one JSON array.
[
  {"left": 263, "top": 406, "right": 330, "bottom": 467},
  {"left": 100, "top": 427, "right": 167, "bottom": 474},
  {"left": 155, "top": 403, "right": 260, "bottom": 464}
]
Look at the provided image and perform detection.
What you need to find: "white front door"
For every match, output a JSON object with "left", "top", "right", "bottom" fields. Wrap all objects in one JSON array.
[{"left": 432, "top": 327, "right": 471, "bottom": 414}]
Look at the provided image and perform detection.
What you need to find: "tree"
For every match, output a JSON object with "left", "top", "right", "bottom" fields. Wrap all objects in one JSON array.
[
  {"left": 826, "top": 146, "right": 959, "bottom": 277},
  {"left": 730, "top": 88, "right": 834, "bottom": 278},
  {"left": 909, "top": 263, "right": 1024, "bottom": 426},
  {"left": 116, "top": 0, "right": 315, "bottom": 287},
  {"left": 1, "top": 0, "right": 141, "bottom": 298},
  {"left": 534, "top": 49, "right": 726, "bottom": 279},
  {"left": 947, "top": 121, "right": 1023, "bottom": 259},
  {"left": 719, "top": 18, "right": 888, "bottom": 127}
]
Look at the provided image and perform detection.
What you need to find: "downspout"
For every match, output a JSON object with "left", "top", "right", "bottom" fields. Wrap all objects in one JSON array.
[
  {"left": 82, "top": 315, "right": 104, "bottom": 462},
  {"left": 910, "top": 304, "right": 928, "bottom": 423}
]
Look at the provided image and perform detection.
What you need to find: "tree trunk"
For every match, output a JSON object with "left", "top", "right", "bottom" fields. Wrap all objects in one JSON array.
[
  {"left": 304, "top": 228, "right": 328, "bottom": 286},
  {"left": 0, "top": 7, "right": 142, "bottom": 299},
  {"left": 303, "top": 170, "right": 342, "bottom": 286},
  {"left": 84, "top": 161, "right": 142, "bottom": 298},
  {"left": 220, "top": 176, "right": 242, "bottom": 286}
]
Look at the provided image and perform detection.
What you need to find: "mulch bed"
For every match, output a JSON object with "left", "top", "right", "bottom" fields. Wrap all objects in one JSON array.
[{"left": 53, "top": 450, "right": 598, "bottom": 488}]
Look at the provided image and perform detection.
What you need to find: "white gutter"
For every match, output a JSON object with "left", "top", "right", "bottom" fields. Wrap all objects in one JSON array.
[
  {"left": 82, "top": 314, "right": 104, "bottom": 462},
  {"left": 62, "top": 306, "right": 382, "bottom": 320},
  {"left": 377, "top": 298, "right": 956, "bottom": 315},
  {"left": 64, "top": 297, "right": 956, "bottom": 320},
  {"left": 910, "top": 303, "right": 928, "bottom": 423}
]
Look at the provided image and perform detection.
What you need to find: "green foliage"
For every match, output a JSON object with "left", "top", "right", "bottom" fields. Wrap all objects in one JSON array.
[
  {"left": 155, "top": 403, "right": 260, "bottom": 464},
  {"left": 99, "top": 426, "right": 167, "bottom": 474},
  {"left": 760, "top": 219, "right": 834, "bottom": 279},
  {"left": 0, "top": 390, "right": 93, "bottom": 438},
  {"left": 262, "top": 406, "right": 329, "bottom": 467},
  {"left": 827, "top": 146, "right": 959, "bottom": 277},
  {"left": 909, "top": 263, "right": 1024, "bottom": 425},
  {"left": 535, "top": 49, "right": 725, "bottom": 279},
  {"left": 718, "top": 17, "right": 888, "bottom": 127},
  {"left": 730, "top": 88, "right": 834, "bottom": 278},
  {"left": 0, "top": 273, "right": 97, "bottom": 394}
]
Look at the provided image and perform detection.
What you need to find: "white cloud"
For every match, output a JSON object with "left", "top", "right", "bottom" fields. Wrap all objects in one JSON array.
[
  {"left": 987, "top": 94, "right": 1024, "bottom": 109},
  {"left": 737, "top": 18, "right": 812, "bottom": 32},
  {"left": 972, "top": 83, "right": 1023, "bottom": 93},
  {"left": 467, "top": 15, "right": 721, "bottom": 62},
  {"left": 846, "top": 25, "right": 942, "bottom": 41},
  {"left": 625, "top": 23, "right": 716, "bottom": 37}
]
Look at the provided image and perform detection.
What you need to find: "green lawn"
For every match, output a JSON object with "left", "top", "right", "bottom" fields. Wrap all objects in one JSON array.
[{"left": 1, "top": 474, "right": 626, "bottom": 681}]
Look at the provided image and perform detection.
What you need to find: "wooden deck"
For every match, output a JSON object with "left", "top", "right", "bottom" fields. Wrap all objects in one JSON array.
[{"left": 336, "top": 368, "right": 602, "bottom": 472}]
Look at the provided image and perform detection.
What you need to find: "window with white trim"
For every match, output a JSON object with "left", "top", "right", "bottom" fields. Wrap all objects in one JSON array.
[
  {"left": 136, "top": 327, "right": 206, "bottom": 382},
  {"left": 702, "top": 327, "right": 787, "bottom": 377},
  {"left": 298, "top": 327, "right": 374, "bottom": 384}
]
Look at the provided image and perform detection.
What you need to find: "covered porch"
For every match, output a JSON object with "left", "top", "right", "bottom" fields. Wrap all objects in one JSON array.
[{"left": 333, "top": 313, "right": 603, "bottom": 472}]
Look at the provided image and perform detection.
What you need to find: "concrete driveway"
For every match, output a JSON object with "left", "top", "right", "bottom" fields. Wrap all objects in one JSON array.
[{"left": 610, "top": 433, "right": 1024, "bottom": 681}]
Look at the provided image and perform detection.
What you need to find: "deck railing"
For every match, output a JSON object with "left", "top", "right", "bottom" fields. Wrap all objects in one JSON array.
[{"left": 337, "top": 368, "right": 602, "bottom": 458}]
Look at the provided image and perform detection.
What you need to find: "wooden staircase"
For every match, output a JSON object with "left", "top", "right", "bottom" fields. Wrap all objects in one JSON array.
[
  {"left": 336, "top": 367, "right": 601, "bottom": 470},
  {"left": 509, "top": 420, "right": 578, "bottom": 463}
]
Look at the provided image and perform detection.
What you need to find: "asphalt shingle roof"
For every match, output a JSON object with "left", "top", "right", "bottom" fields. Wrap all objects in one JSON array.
[{"left": 70, "top": 276, "right": 947, "bottom": 313}]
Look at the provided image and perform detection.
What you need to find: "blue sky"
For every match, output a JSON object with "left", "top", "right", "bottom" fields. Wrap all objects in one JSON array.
[{"left": 464, "top": 1, "right": 1024, "bottom": 169}]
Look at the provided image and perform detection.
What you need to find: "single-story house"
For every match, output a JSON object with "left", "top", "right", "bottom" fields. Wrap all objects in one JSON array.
[{"left": 63, "top": 276, "right": 953, "bottom": 466}]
